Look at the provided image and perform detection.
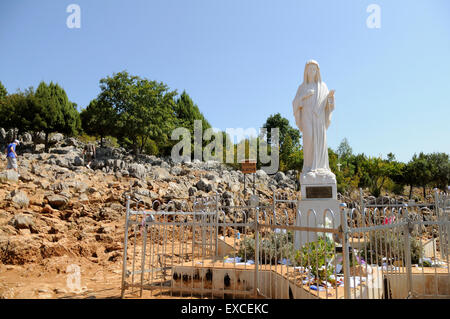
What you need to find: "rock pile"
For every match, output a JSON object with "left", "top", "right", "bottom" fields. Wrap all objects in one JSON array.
[{"left": 0, "top": 132, "right": 300, "bottom": 270}]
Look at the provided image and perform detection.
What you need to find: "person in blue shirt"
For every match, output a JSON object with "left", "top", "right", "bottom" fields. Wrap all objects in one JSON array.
[{"left": 5, "top": 139, "right": 20, "bottom": 175}]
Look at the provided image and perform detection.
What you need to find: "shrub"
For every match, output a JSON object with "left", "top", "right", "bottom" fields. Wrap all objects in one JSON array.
[
  {"left": 295, "top": 236, "right": 335, "bottom": 281},
  {"left": 78, "top": 133, "right": 97, "bottom": 144},
  {"left": 237, "top": 231, "right": 296, "bottom": 265},
  {"left": 359, "top": 232, "right": 422, "bottom": 265},
  {"left": 143, "top": 138, "right": 159, "bottom": 156}
]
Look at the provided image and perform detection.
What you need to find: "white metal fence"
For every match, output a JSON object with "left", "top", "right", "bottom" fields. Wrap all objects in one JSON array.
[{"left": 120, "top": 191, "right": 449, "bottom": 299}]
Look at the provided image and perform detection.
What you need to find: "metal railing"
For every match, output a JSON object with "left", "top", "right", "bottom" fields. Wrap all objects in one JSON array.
[{"left": 120, "top": 190, "right": 449, "bottom": 299}]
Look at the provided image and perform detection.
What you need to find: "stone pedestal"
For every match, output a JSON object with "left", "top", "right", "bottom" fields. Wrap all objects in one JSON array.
[
  {"left": 300, "top": 168, "right": 337, "bottom": 200},
  {"left": 294, "top": 198, "right": 341, "bottom": 249},
  {"left": 294, "top": 168, "right": 341, "bottom": 249}
]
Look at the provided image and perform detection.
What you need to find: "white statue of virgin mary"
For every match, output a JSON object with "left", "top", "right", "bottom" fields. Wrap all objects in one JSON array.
[{"left": 292, "top": 60, "right": 336, "bottom": 184}]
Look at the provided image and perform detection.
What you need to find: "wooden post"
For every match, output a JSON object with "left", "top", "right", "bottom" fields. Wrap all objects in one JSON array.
[{"left": 240, "top": 159, "right": 256, "bottom": 196}]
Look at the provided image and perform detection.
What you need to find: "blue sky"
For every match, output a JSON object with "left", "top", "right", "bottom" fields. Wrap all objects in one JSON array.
[{"left": 1, "top": 0, "right": 449, "bottom": 162}]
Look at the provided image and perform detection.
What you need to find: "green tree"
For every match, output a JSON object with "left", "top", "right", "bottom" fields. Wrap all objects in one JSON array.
[
  {"left": 11, "top": 88, "right": 47, "bottom": 148},
  {"left": 279, "top": 134, "right": 294, "bottom": 171},
  {"left": 263, "top": 113, "right": 301, "bottom": 172},
  {"left": 174, "top": 91, "right": 211, "bottom": 132},
  {"left": 0, "top": 94, "right": 20, "bottom": 136},
  {"left": 427, "top": 152, "right": 450, "bottom": 191},
  {"left": 64, "top": 102, "right": 82, "bottom": 137},
  {"left": 97, "top": 71, "right": 177, "bottom": 156},
  {"left": 34, "top": 81, "right": 80, "bottom": 151},
  {"left": 337, "top": 138, "right": 352, "bottom": 161},
  {"left": 0, "top": 81, "right": 7, "bottom": 100},
  {"left": 0, "top": 88, "right": 38, "bottom": 141},
  {"left": 173, "top": 91, "right": 211, "bottom": 157},
  {"left": 407, "top": 153, "right": 433, "bottom": 199},
  {"left": 80, "top": 99, "right": 117, "bottom": 147},
  {"left": 263, "top": 113, "right": 300, "bottom": 148},
  {"left": 356, "top": 155, "right": 402, "bottom": 198},
  {"left": 0, "top": 81, "right": 7, "bottom": 129}
]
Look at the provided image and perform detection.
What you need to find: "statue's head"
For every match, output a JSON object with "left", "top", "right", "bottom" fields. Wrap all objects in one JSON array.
[{"left": 304, "top": 60, "right": 321, "bottom": 84}]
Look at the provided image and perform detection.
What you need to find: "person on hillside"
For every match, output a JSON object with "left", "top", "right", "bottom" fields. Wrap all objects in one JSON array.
[
  {"left": 83, "top": 142, "right": 96, "bottom": 169},
  {"left": 5, "top": 139, "right": 20, "bottom": 176}
]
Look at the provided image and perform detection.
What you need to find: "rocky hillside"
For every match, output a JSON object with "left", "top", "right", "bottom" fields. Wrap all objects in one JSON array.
[{"left": 0, "top": 133, "right": 299, "bottom": 298}]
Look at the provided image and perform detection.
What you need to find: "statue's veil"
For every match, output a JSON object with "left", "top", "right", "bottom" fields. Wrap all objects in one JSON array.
[{"left": 303, "top": 60, "right": 322, "bottom": 84}]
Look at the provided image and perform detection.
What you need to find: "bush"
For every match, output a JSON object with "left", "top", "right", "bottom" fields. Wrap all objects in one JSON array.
[
  {"left": 102, "top": 136, "right": 119, "bottom": 148},
  {"left": 359, "top": 232, "right": 422, "bottom": 265},
  {"left": 77, "top": 133, "right": 97, "bottom": 144},
  {"left": 143, "top": 139, "right": 159, "bottom": 156},
  {"left": 295, "top": 236, "right": 335, "bottom": 281},
  {"left": 238, "top": 233, "right": 339, "bottom": 282},
  {"left": 237, "top": 231, "right": 296, "bottom": 265},
  {"left": 385, "top": 179, "right": 404, "bottom": 196}
]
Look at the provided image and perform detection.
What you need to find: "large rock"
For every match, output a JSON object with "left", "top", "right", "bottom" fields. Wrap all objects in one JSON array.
[
  {"left": 170, "top": 166, "right": 182, "bottom": 176},
  {"left": 196, "top": 178, "right": 213, "bottom": 193},
  {"left": 33, "top": 132, "right": 46, "bottom": 144},
  {"left": 206, "top": 173, "right": 219, "bottom": 182},
  {"left": 50, "top": 181, "right": 69, "bottom": 193},
  {"left": 274, "top": 171, "right": 287, "bottom": 182},
  {"left": 222, "top": 191, "right": 233, "bottom": 199},
  {"left": 228, "top": 182, "right": 241, "bottom": 193},
  {"left": 0, "top": 127, "right": 6, "bottom": 142},
  {"left": 0, "top": 237, "right": 42, "bottom": 264},
  {"left": 8, "top": 214, "right": 34, "bottom": 230},
  {"left": 128, "top": 163, "right": 147, "bottom": 179},
  {"left": 153, "top": 167, "right": 171, "bottom": 181},
  {"left": 64, "top": 137, "right": 79, "bottom": 147},
  {"left": 160, "top": 161, "right": 170, "bottom": 169},
  {"left": 19, "top": 171, "right": 34, "bottom": 183},
  {"left": 256, "top": 169, "right": 268, "bottom": 179},
  {"left": 188, "top": 186, "right": 197, "bottom": 197},
  {"left": 46, "top": 194, "right": 69, "bottom": 209},
  {"left": 11, "top": 190, "right": 30, "bottom": 208},
  {"left": 164, "top": 182, "right": 189, "bottom": 199},
  {"left": 0, "top": 171, "right": 19, "bottom": 183},
  {"left": 20, "top": 132, "right": 33, "bottom": 143},
  {"left": 134, "top": 188, "right": 150, "bottom": 197},
  {"left": 49, "top": 133, "right": 64, "bottom": 144},
  {"left": 74, "top": 156, "right": 83, "bottom": 166},
  {"left": 50, "top": 146, "right": 76, "bottom": 155}
]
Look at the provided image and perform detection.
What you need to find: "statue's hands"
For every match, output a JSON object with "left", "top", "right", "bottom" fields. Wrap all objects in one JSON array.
[{"left": 328, "top": 90, "right": 335, "bottom": 105}]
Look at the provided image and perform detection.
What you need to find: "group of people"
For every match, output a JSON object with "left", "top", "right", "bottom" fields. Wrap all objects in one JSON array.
[{"left": 3, "top": 139, "right": 97, "bottom": 174}]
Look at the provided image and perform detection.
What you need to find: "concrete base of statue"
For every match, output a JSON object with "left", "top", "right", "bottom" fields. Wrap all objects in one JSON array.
[
  {"left": 294, "top": 198, "right": 341, "bottom": 249},
  {"left": 300, "top": 168, "right": 337, "bottom": 200},
  {"left": 294, "top": 168, "right": 340, "bottom": 249}
]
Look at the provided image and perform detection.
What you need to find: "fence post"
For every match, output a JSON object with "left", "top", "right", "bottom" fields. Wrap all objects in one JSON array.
[
  {"left": 403, "top": 206, "right": 413, "bottom": 297},
  {"left": 434, "top": 189, "right": 440, "bottom": 218},
  {"left": 254, "top": 208, "right": 260, "bottom": 297},
  {"left": 359, "top": 188, "right": 364, "bottom": 212},
  {"left": 341, "top": 204, "right": 351, "bottom": 299},
  {"left": 272, "top": 190, "right": 276, "bottom": 214},
  {"left": 121, "top": 196, "right": 131, "bottom": 298},
  {"left": 215, "top": 194, "right": 219, "bottom": 257}
]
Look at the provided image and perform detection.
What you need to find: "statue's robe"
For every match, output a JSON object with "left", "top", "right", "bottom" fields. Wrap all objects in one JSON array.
[{"left": 292, "top": 80, "right": 334, "bottom": 173}]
